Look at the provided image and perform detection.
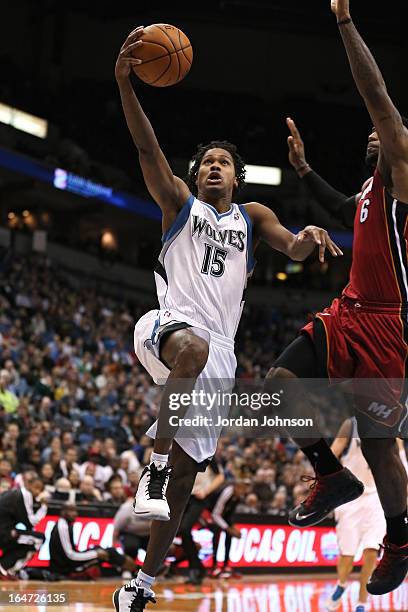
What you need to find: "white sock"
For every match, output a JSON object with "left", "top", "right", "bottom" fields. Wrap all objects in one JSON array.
[
  {"left": 338, "top": 580, "right": 347, "bottom": 588},
  {"left": 136, "top": 569, "right": 155, "bottom": 591},
  {"left": 151, "top": 452, "right": 169, "bottom": 469}
]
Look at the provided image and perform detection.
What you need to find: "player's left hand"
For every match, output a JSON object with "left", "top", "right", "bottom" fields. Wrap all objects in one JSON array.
[
  {"left": 115, "top": 27, "right": 144, "bottom": 82},
  {"left": 331, "top": 0, "right": 351, "bottom": 21},
  {"left": 297, "top": 226, "right": 343, "bottom": 263}
]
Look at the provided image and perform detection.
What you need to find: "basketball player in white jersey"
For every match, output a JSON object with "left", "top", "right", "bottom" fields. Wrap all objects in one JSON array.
[
  {"left": 326, "top": 418, "right": 408, "bottom": 612},
  {"left": 113, "top": 27, "right": 342, "bottom": 611}
]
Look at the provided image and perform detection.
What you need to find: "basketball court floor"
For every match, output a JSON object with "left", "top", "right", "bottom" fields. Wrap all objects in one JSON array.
[{"left": 0, "top": 575, "right": 407, "bottom": 611}]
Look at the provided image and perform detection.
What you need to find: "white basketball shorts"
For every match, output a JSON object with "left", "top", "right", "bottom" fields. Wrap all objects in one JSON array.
[
  {"left": 335, "top": 491, "right": 386, "bottom": 557},
  {"left": 134, "top": 309, "right": 237, "bottom": 464}
]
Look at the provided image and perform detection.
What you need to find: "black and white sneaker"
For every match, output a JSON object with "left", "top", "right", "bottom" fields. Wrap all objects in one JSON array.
[
  {"left": 133, "top": 463, "right": 171, "bottom": 521},
  {"left": 288, "top": 467, "right": 364, "bottom": 527},
  {"left": 113, "top": 580, "right": 156, "bottom": 611}
]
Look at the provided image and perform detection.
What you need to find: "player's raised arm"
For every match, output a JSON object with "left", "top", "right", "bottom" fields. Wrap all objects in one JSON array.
[
  {"left": 287, "top": 117, "right": 358, "bottom": 228},
  {"left": 246, "top": 203, "right": 343, "bottom": 263},
  {"left": 331, "top": 1, "right": 408, "bottom": 195},
  {"left": 115, "top": 27, "right": 190, "bottom": 230}
]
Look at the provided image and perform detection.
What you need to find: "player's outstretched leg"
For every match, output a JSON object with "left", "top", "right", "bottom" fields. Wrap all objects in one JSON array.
[
  {"left": 133, "top": 329, "right": 209, "bottom": 522},
  {"left": 355, "top": 548, "right": 378, "bottom": 611},
  {"left": 360, "top": 437, "right": 408, "bottom": 595},
  {"left": 265, "top": 365, "right": 364, "bottom": 527},
  {"left": 325, "top": 554, "right": 353, "bottom": 610},
  {"left": 114, "top": 443, "right": 200, "bottom": 611}
]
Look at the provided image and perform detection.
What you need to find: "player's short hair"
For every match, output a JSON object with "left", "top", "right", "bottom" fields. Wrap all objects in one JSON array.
[{"left": 186, "top": 140, "right": 246, "bottom": 197}]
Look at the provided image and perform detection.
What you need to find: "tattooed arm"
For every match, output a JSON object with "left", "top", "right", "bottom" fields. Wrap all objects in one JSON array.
[{"left": 331, "top": 1, "right": 408, "bottom": 199}]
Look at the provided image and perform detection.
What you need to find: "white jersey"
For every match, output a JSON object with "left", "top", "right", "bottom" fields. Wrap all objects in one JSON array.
[
  {"left": 341, "top": 418, "right": 376, "bottom": 494},
  {"left": 155, "top": 195, "right": 255, "bottom": 339}
]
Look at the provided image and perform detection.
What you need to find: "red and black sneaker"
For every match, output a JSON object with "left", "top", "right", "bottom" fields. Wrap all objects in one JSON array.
[
  {"left": 288, "top": 467, "right": 364, "bottom": 527},
  {"left": 367, "top": 538, "right": 408, "bottom": 595}
]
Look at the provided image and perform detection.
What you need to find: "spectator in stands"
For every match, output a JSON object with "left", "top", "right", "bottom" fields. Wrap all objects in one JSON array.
[
  {"left": 79, "top": 457, "right": 112, "bottom": 490},
  {"left": 41, "top": 436, "right": 62, "bottom": 463},
  {"left": 40, "top": 463, "right": 55, "bottom": 491},
  {"left": 68, "top": 469, "right": 81, "bottom": 490},
  {"left": 252, "top": 468, "right": 276, "bottom": 512},
  {"left": 2, "top": 423, "right": 19, "bottom": 454},
  {"left": 0, "top": 459, "right": 14, "bottom": 487},
  {"left": 236, "top": 493, "right": 260, "bottom": 514},
  {"left": 0, "top": 369, "right": 18, "bottom": 414},
  {"left": 123, "top": 470, "right": 141, "bottom": 498},
  {"left": 61, "top": 431, "right": 74, "bottom": 451},
  {"left": 60, "top": 447, "right": 80, "bottom": 478},
  {"left": 78, "top": 475, "right": 102, "bottom": 504},
  {"left": 267, "top": 487, "right": 288, "bottom": 516},
  {"left": 292, "top": 483, "right": 309, "bottom": 508},
  {"left": 104, "top": 476, "right": 127, "bottom": 505}
]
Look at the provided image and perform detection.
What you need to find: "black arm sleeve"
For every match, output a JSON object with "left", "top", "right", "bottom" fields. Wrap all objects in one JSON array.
[{"left": 301, "top": 170, "right": 357, "bottom": 229}]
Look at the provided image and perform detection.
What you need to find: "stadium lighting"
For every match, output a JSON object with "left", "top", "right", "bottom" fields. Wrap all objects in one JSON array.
[
  {"left": 101, "top": 230, "right": 118, "bottom": 250},
  {"left": 0, "top": 102, "right": 48, "bottom": 139},
  {"left": 245, "top": 165, "right": 282, "bottom": 186},
  {"left": 188, "top": 161, "right": 281, "bottom": 186}
]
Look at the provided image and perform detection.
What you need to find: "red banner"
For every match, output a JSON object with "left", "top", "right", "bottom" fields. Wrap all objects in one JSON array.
[
  {"left": 200, "top": 523, "right": 342, "bottom": 568},
  {"left": 25, "top": 514, "right": 357, "bottom": 569}
]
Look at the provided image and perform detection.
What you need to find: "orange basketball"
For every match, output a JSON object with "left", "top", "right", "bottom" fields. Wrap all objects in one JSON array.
[{"left": 132, "top": 23, "right": 193, "bottom": 87}]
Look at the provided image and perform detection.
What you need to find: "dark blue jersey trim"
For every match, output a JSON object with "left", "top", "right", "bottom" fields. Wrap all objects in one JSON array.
[
  {"left": 239, "top": 204, "right": 256, "bottom": 273},
  {"left": 162, "top": 194, "right": 194, "bottom": 244}
]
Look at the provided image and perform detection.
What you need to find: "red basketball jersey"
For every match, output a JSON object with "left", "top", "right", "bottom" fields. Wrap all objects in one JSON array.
[{"left": 343, "top": 168, "right": 408, "bottom": 304}]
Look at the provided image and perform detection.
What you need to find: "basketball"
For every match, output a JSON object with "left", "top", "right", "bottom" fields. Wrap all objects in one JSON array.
[{"left": 132, "top": 23, "right": 193, "bottom": 87}]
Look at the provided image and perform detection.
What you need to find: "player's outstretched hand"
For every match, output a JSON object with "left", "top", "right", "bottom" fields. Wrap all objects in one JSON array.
[
  {"left": 331, "top": 0, "right": 351, "bottom": 21},
  {"left": 115, "top": 27, "right": 144, "bottom": 82},
  {"left": 286, "top": 117, "right": 307, "bottom": 172},
  {"left": 297, "top": 226, "right": 343, "bottom": 263}
]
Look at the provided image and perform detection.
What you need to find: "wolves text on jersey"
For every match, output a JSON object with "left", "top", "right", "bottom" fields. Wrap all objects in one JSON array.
[{"left": 191, "top": 215, "right": 245, "bottom": 252}]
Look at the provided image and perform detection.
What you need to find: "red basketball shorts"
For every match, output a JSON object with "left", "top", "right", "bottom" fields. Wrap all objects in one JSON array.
[{"left": 302, "top": 296, "right": 408, "bottom": 429}]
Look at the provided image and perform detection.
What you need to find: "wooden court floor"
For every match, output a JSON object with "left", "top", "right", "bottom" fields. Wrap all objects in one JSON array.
[{"left": 0, "top": 575, "right": 407, "bottom": 611}]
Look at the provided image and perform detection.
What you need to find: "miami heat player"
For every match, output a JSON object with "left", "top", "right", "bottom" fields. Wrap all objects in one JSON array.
[{"left": 268, "top": 0, "right": 408, "bottom": 598}]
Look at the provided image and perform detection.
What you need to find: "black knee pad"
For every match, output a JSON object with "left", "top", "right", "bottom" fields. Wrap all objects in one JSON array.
[{"left": 273, "top": 335, "right": 319, "bottom": 379}]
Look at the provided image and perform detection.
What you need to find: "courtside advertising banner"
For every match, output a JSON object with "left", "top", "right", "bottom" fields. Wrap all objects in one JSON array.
[{"left": 25, "top": 514, "right": 359, "bottom": 569}]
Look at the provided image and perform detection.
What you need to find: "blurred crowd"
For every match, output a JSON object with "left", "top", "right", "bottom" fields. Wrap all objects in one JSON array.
[{"left": 0, "top": 252, "right": 324, "bottom": 515}]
